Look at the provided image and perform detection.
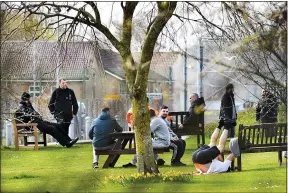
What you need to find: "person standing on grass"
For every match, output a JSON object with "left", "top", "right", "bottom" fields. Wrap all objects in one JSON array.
[
  {"left": 256, "top": 88, "right": 278, "bottom": 137},
  {"left": 218, "top": 83, "right": 237, "bottom": 138},
  {"left": 89, "top": 107, "right": 123, "bottom": 169},
  {"left": 48, "top": 78, "right": 79, "bottom": 135}
]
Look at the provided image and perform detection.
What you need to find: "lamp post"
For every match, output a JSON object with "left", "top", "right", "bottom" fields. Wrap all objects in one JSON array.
[
  {"left": 54, "top": 7, "right": 61, "bottom": 88},
  {"left": 198, "top": 37, "right": 204, "bottom": 97},
  {"left": 184, "top": 39, "right": 188, "bottom": 111}
]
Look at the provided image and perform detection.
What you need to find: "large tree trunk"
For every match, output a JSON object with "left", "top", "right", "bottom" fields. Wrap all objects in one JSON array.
[{"left": 132, "top": 96, "right": 159, "bottom": 174}]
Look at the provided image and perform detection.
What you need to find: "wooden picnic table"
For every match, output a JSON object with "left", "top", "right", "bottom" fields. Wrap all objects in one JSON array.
[{"left": 95, "top": 131, "right": 169, "bottom": 168}]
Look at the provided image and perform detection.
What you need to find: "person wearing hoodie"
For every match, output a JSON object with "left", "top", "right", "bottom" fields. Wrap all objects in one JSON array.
[
  {"left": 48, "top": 78, "right": 79, "bottom": 135},
  {"left": 15, "top": 92, "right": 79, "bottom": 148},
  {"left": 89, "top": 107, "right": 123, "bottom": 169}
]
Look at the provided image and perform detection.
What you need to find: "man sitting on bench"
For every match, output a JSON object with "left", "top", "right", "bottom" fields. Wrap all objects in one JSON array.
[
  {"left": 122, "top": 109, "right": 170, "bottom": 167},
  {"left": 15, "top": 92, "right": 79, "bottom": 148},
  {"left": 159, "top": 105, "right": 186, "bottom": 166},
  {"left": 89, "top": 107, "right": 123, "bottom": 169},
  {"left": 192, "top": 126, "right": 240, "bottom": 174}
]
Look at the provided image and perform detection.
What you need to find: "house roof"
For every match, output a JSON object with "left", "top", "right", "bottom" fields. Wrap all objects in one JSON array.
[
  {"left": 1, "top": 41, "right": 98, "bottom": 81},
  {"left": 99, "top": 49, "right": 180, "bottom": 81},
  {"left": 1, "top": 41, "right": 180, "bottom": 82}
]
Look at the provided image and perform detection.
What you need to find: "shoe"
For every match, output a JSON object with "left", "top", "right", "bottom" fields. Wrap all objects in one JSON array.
[
  {"left": 157, "top": 158, "right": 165, "bottom": 166},
  {"left": 122, "top": 163, "right": 136, "bottom": 168},
  {"left": 66, "top": 137, "right": 79, "bottom": 148},
  {"left": 93, "top": 162, "right": 99, "bottom": 169},
  {"left": 171, "top": 161, "right": 186, "bottom": 166}
]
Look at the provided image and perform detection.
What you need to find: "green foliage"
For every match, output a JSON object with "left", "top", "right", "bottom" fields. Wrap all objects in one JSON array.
[
  {"left": 104, "top": 171, "right": 193, "bottom": 185},
  {"left": 278, "top": 104, "right": 287, "bottom": 123},
  {"left": 205, "top": 107, "right": 287, "bottom": 138}
]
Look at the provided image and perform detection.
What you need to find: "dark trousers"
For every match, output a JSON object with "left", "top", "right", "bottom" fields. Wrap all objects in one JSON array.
[
  {"left": 192, "top": 144, "right": 220, "bottom": 164},
  {"left": 55, "top": 115, "right": 72, "bottom": 135},
  {"left": 170, "top": 139, "right": 186, "bottom": 163},
  {"left": 228, "top": 126, "right": 235, "bottom": 138},
  {"left": 34, "top": 120, "right": 71, "bottom": 146},
  {"left": 262, "top": 120, "right": 277, "bottom": 137}
]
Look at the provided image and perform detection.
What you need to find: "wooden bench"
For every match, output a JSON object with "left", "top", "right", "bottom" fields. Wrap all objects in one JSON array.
[
  {"left": 235, "top": 122, "right": 287, "bottom": 171},
  {"left": 12, "top": 113, "right": 47, "bottom": 150},
  {"left": 168, "top": 111, "right": 205, "bottom": 147}
]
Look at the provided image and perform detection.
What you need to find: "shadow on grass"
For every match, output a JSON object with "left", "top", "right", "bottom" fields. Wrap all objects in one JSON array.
[
  {"left": 9, "top": 174, "right": 40, "bottom": 180},
  {"left": 243, "top": 167, "right": 283, "bottom": 172},
  {"left": 1, "top": 144, "right": 83, "bottom": 152}
]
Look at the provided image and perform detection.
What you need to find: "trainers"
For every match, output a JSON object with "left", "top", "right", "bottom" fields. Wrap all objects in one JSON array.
[
  {"left": 157, "top": 158, "right": 165, "bottom": 166},
  {"left": 171, "top": 161, "right": 186, "bottom": 166},
  {"left": 122, "top": 163, "right": 136, "bottom": 168},
  {"left": 93, "top": 162, "right": 99, "bottom": 169},
  {"left": 66, "top": 137, "right": 79, "bottom": 148}
]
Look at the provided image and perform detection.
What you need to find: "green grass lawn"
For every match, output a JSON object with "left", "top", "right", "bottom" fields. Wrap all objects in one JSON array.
[{"left": 1, "top": 135, "right": 287, "bottom": 193}]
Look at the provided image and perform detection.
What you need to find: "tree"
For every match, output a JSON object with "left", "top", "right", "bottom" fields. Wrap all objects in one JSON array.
[{"left": 191, "top": 2, "right": 287, "bottom": 104}]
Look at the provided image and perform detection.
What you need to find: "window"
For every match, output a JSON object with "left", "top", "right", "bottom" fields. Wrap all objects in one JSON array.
[
  {"left": 119, "top": 81, "right": 128, "bottom": 94},
  {"left": 29, "top": 83, "right": 41, "bottom": 97}
]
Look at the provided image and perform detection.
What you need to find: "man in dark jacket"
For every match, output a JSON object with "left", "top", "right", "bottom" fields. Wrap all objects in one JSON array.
[
  {"left": 183, "top": 93, "right": 205, "bottom": 125},
  {"left": 48, "top": 79, "right": 79, "bottom": 135},
  {"left": 256, "top": 89, "right": 278, "bottom": 137},
  {"left": 16, "top": 92, "right": 79, "bottom": 148},
  {"left": 89, "top": 107, "right": 123, "bottom": 169},
  {"left": 219, "top": 83, "right": 237, "bottom": 138}
]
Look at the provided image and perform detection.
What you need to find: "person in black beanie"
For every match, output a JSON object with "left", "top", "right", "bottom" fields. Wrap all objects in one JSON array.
[
  {"left": 218, "top": 83, "right": 237, "bottom": 137},
  {"left": 15, "top": 92, "right": 79, "bottom": 148}
]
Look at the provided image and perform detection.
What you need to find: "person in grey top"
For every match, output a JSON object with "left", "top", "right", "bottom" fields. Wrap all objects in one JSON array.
[
  {"left": 159, "top": 105, "right": 187, "bottom": 166},
  {"left": 89, "top": 107, "right": 123, "bottom": 169},
  {"left": 122, "top": 109, "right": 171, "bottom": 168}
]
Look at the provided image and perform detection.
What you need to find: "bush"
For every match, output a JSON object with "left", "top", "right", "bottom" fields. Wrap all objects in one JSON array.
[{"left": 205, "top": 106, "right": 287, "bottom": 138}]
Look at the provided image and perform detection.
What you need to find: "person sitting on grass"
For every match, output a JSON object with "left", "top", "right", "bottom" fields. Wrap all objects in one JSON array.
[
  {"left": 89, "top": 107, "right": 123, "bottom": 169},
  {"left": 192, "top": 126, "right": 240, "bottom": 174},
  {"left": 122, "top": 109, "right": 170, "bottom": 168}
]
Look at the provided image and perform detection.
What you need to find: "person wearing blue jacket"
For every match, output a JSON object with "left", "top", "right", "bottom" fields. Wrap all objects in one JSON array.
[{"left": 89, "top": 107, "right": 123, "bottom": 169}]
